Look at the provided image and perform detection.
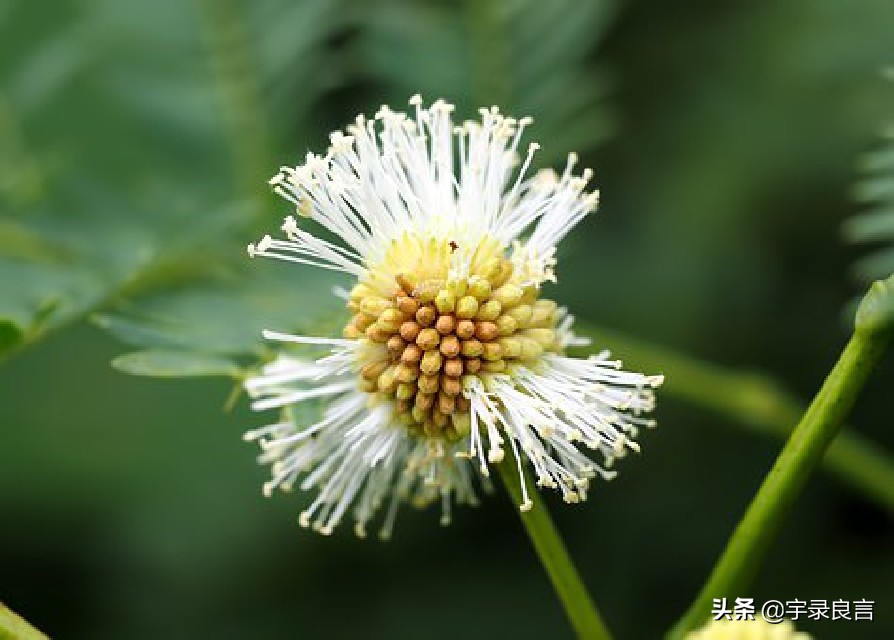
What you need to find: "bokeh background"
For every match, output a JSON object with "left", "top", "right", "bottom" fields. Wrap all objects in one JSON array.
[{"left": 1, "top": 0, "right": 893, "bottom": 638}]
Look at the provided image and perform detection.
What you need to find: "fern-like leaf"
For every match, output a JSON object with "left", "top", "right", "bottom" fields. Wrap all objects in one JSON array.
[
  {"left": 846, "top": 118, "right": 894, "bottom": 283},
  {"left": 0, "top": 0, "right": 344, "bottom": 368}
]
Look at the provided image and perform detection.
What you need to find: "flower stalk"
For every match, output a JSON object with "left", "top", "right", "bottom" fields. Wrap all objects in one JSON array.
[
  {"left": 497, "top": 459, "right": 614, "bottom": 640},
  {"left": 667, "top": 278, "right": 892, "bottom": 639}
]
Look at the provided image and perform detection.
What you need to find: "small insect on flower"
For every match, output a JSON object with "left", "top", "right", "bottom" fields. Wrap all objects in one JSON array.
[{"left": 244, "top": 96, "right": 662, "bottom": 538}]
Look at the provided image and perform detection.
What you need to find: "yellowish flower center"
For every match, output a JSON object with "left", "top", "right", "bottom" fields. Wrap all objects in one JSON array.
[{"left": 343, "top": 236, "right": 561, "bottom": 441}]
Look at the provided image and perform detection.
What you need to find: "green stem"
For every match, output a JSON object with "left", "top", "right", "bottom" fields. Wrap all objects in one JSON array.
[
  {"left": 667, "top": 317, "right": 890, "bottom": 639},
  {"left": 573, "top": 322, "right": 894, "bottom": 514},
  {"left": 465, "top": 6, "right": 607, "bottom": 636},
  {"left": 0, "top": 603, "right": 48, "bottom": 640},
  {"left": 496, "top": 459, "right": 614, "bottom": 640}
]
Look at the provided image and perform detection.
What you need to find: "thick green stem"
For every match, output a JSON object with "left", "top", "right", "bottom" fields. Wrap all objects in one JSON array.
[
  {"left": 573, "top": 322, "right": 894, "bottom": 514},
  {"left": 666, "top": 321, "right": 890, "bottom": 639},
  {"left": 496, "top": 460, "right": 614, "bottom": 640},
  {"left": 0, "top": 604, "right": 48, "bottom": 640}
]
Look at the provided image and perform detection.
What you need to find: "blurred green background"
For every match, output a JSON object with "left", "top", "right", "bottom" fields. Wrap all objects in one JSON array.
[{"left": 1, "top": 0, "right": 893, "bottom": 638}]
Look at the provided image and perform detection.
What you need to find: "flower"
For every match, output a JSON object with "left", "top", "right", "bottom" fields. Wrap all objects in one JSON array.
[
  {"left": 244, "top": 96, "right": 662, "bottom": 538},
  {"left": 685, "top": 619, "right": 812, "bottom": 640}
]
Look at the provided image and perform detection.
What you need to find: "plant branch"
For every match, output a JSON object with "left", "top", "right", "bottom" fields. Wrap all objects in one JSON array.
[
  {"left": 496, "top": 459, "right": 614, "bottom": 640},
  {"left": 666, "top": 280, "right": 892, "bottom": 638},
  {"left": 572, "top": 322, "right": 894, "bottom": 514}
]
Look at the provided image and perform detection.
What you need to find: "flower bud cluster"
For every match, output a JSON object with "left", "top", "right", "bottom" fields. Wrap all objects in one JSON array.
[{"left": 344, "top": 255, "right": 561, "bottom": 440}]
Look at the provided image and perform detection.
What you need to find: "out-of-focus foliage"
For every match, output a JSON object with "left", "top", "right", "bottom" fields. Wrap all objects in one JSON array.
[
  {"left": 1, "top": 0, "right": 893, "bottom": 639},
  {"left": 846, "top": 75, "right": 894, "bottom": 286},
  {"left": 359, "top": 0, "right": 616, "bottom": 162},
  {"left": 0, "top": 0, "right": 343, "bottom": 366}
]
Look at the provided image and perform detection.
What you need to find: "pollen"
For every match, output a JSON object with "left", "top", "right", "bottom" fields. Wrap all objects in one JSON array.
[{"left": 344, "top": 243, "right": 561, "bottom": 441}]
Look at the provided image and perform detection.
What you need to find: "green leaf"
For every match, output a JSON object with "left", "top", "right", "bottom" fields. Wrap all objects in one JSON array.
[
  {"left": 843, "top": 205, "right": 894, "bottom": 242},
  {"left": 95, "top": 261, "right": 345, "bottom": 362},
  {"left": 0, "top": 217, "right": 156, "bottom": 360},
  {"left": 111, "top": 349, "right": 241, "bottom": 378},
  {"left": 0, "top": 219, "right": 70, "bottom": 261},
  {"left": 0, "top": 256, "right": 99, "bottom": 358}
]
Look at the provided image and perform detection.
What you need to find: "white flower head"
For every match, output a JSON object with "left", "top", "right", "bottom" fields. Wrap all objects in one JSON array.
[
  {"left": 245, "top": 96, "right": 662, "bottom": 538},
  {"left": 685, "top": 619, "right": 812, "bottom": 640}
]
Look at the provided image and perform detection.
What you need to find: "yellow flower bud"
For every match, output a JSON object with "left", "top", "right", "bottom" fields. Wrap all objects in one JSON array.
[{"left": 456, "top": 295, "right": 480, "bottom": 319}]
